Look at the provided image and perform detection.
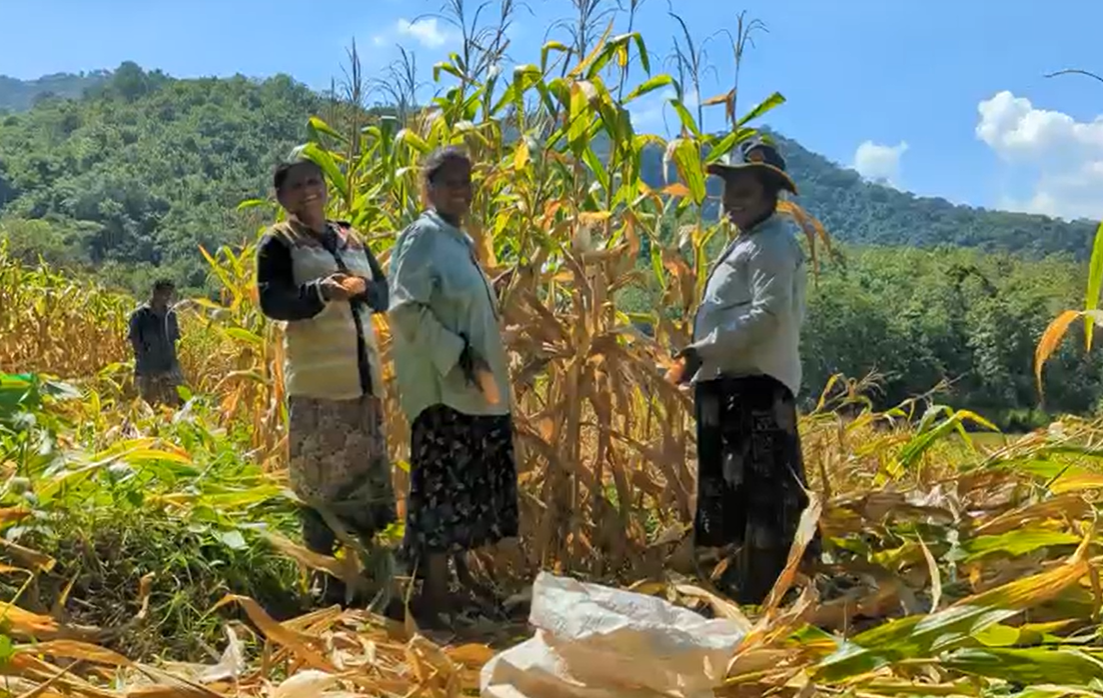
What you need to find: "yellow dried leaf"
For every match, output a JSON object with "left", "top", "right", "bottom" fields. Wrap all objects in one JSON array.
[
  {"left": 0, "top": 603, "right": 60, "bottom": 638},
  {"left": 210, "top": 595, "right": 333, "bottom": 670},
  {"left": 15, "top": 639, "right": 131, "bottom": 667},
  {"left": 0, "top": 538, "right": 56, "bottom": 574},
  {"left": 514, "top": 139, "right": 530, "bottom": 171},
  {"left": 1035, "top": 309, "right": 1082, "bottom": 396},
  {"left": 662, "top": 182, "right": 691, "bottom": 198}
]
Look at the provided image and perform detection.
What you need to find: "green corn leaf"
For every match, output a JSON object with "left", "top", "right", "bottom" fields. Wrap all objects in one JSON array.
[
  {"left": 299, "top": 142, "right": 349, "bottom": 205},
  {"left": 432, "top": 61, "right": 466, "bottom": 83},
  {"left": 307, "top": 116, "right": 344, "bottom": 142},
  {"left": 396, "top": 128, "right": 431, "bottom": 155},
  {"left": 737, "top": 91, "right": 786, "bottom": 127},
  {"left": 670, "top": 138, "right": 705, "bottom": 204},
  {"left": 704, "top": 128, "right": 756, "bottom": 164},
  {"left": 956, "top": 529, "right": 1082, "bottom": 563},
  {"left": 650, "top": 243, "right": 666, "bottom": 291},
  {"left": 540, "top": 40, "right": 570, "bottom": 72},
  {"left": 624, "top": 74, "right": 674, "bottom": 103},
  {"left": 943, "top": 647, "right": 1103, "bottom": 686},
  {"left": 669, "top": 98, "right": 701, "bottom": 138},
  {"left": 236, "top": 198, "right": 269, "bottom": 211},
  {"left": 568, "top": 81, "right": 596, "bottom": 152},
  {"left": 581, "top": 146, "right": 610, "bottom": 192},
  {"left": 632, "top": 33, "right": 650, "bottom": 74}
]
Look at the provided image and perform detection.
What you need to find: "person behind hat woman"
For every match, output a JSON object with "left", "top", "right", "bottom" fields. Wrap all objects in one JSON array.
[
  {"left": 255, "top": 150, "right": 397, "bottom": 607},
  {"left": 670, "top": 136, "right": 820, "bottom": 605},
  {"left": 128, "top": 278, "right": 184, "bottom": 407},
  {"left": 388, "top": 146, "right": 518, "bottom": 627}
]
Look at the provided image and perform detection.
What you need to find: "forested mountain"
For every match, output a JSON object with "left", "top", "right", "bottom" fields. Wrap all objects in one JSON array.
[
  {"left": 0, "top": 63, "right": 1099, "bottom": 424},
  {"left": 771, "top": 131, "right": 1099, "bottom": 258},
  {"left": 1, "top": 63, "right": 1098, "bottom": 290},
  {"left": 0, "top": 63, "right": 320, "bottom": 290},
  {"left": 0, "top": 71, "right": 111, "bottom": 112},
  {"left": 634, "top": 131, "right": 1098, "bottom": 258}
]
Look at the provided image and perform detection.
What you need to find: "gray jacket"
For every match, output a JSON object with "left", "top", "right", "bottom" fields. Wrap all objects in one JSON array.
[
  {"left": 128, "top": 304, "right": 181, "bottom": 376},
  {"left": 689, "top": 214, "right": 807, "bottom": 396}
]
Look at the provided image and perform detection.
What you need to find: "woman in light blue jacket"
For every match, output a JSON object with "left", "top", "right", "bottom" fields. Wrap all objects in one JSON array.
[
  {"left": 388, "top": 147, "right": 518, "bottom": 626},
  {"left": 674, "top": 136, "right": 820, "bottom": 605}
]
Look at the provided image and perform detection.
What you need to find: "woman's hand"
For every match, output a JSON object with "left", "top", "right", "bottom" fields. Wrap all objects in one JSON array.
[
  {"left": 319, "top": 273, "right": 362, "bottom": 302},
  {"left": 666, "top": 346, "right": 702, "bottom": 385},
  {"left": 339, "top": 275, "right": 368, "bottom": 296},
  {"left": 457, "top": 335, "right": 501, "bottom": 403}
]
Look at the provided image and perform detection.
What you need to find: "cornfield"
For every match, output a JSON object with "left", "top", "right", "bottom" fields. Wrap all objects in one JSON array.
[{"left": 3, "top": 6, "right": 1103, "bottom": 696}]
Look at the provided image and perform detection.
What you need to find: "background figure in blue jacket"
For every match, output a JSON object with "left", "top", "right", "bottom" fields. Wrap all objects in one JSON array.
[{"left": 128, "top": 279, "right": 183, "bottom": 407}]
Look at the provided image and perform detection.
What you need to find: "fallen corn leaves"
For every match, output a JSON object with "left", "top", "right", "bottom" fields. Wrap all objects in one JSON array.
[{"left": 0, "top": 602, "right": 495, "bottom": 697}]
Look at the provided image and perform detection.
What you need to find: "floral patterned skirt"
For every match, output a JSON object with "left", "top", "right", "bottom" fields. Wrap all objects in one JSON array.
[
  {"left": 402, "top": 404, "right": 519, "bottom": 560},
  {"left": 694, "top": 374, "right": 820, "bottom": 604},
  {"left": 288, "top": 395, "right": 397, "bottom": 554}
]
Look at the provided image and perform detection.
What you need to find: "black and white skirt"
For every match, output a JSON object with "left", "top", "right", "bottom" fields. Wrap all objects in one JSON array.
[
  {"left": 693, "top": 374, "right": 820, "bottom": 603},
  {"left": 402, "top": 404, "right": 520, "bottom": 560}
]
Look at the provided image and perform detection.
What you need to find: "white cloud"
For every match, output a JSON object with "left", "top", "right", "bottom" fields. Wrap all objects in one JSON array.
[
  {"left": 976, "top": 90, "right": 1103, "bottom": 220},
  {"left": 396, "top": 17, "right": 452, "bottom": 49},
  {"left": 852, "top": 140, "right": 909, "bottom": 186}
]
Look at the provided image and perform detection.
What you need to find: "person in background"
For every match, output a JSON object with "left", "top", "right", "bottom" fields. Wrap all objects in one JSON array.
[
  {"left": 128, "top": 279, "right": 184, "bottom": 407},
  {"left": 256, "top": 150, "right": 397, "bottom": 609},
  {"left": 388, "top": 146, "right": 518, "bottom": 627},
  {"left": 671, "top": 136, "right": 820, "bottom": 605}
]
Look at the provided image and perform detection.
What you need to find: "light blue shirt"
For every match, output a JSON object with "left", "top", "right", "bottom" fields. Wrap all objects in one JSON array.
[
  {"left": 388, "top": 210, "right": 512, "bottom": 421},
  {"left": 690, "top": 213, "right": 807, "bottom": 396}
]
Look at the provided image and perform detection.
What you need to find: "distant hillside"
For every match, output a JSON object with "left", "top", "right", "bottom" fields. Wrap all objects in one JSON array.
[
  {"left": 0, "top": 62, "right": 1098, "bottom": 297},
  {"left": 632, "top": 130, "right": 1098, "bottom": 259},
  {"left": 0, "top": 71, "right": 111, "bottom": 112},
  {"left": 0, "top": 64, "right": 321, "bottom": 291},
  {"left": 768, "top": 131, "right": 1099, "bottom": 259}
]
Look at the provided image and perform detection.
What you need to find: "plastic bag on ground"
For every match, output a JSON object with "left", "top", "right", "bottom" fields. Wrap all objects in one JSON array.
[{"left": 480, "top": 571, "right": 747, "bottom": 698}]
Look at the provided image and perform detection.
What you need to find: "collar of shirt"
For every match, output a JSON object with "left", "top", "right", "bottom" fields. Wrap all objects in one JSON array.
[{"left": 423, "top": 209, "right": 476, "bottom": 247}]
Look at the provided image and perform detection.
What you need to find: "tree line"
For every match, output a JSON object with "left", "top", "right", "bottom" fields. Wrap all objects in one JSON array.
[{"left": 0, "top": 63, "right": 1099, "bottom": 424}]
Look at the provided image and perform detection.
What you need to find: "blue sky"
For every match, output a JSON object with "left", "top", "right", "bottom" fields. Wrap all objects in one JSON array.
[{"left": 2, "top": 0, "right": 1102, "bottom": 221}]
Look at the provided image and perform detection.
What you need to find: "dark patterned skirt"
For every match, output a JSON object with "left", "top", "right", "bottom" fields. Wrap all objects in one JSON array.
[
  {"left": 694, "top": 374, "right": 820, "bottom": 604},
  {"left": 288, "top": 395, "right": 397, "bottom": 555},
  {"left": 403, "top": 404, "right": 519, "bottom": 560}
]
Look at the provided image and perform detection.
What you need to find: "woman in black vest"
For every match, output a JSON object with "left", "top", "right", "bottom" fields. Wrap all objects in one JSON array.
[{"left": 256, "top": 152, "right": 397, "bottom": 611}]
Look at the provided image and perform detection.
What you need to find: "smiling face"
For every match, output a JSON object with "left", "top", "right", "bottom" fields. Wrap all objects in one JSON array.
[
  {"left": 276, "top": 161, "right": 327, "bottom": 221},
  {"left": 720, "top": 170, "right": 776, "bottom": 230},
  {"left": 427, "top": 157, "right": 474, "bottom": 220}
]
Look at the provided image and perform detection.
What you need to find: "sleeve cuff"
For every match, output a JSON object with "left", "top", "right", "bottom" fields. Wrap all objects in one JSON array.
[{"left": 311, "top": 281, "right": 327, "bottom": 305}]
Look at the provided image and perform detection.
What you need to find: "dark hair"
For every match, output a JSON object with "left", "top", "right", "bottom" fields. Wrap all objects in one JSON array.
[
  {"left": 273, "top": 159, "right": 322, "bottom": 195},
  {"left": 422, "top": 146, "right": 471, "bottom": 185},
  {"left": 152, "top": 279, "right": 175, "bottom": 294}
]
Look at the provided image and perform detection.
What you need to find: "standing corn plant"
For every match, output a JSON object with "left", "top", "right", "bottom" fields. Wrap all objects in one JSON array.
[{"left": 200, "top": 2, "right": 829, "bottom": 581}]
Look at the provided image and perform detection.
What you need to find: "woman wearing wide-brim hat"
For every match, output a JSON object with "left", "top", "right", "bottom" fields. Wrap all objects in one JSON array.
[{"left": 669, "top": 136, "right": 820, "bottom": 605}]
